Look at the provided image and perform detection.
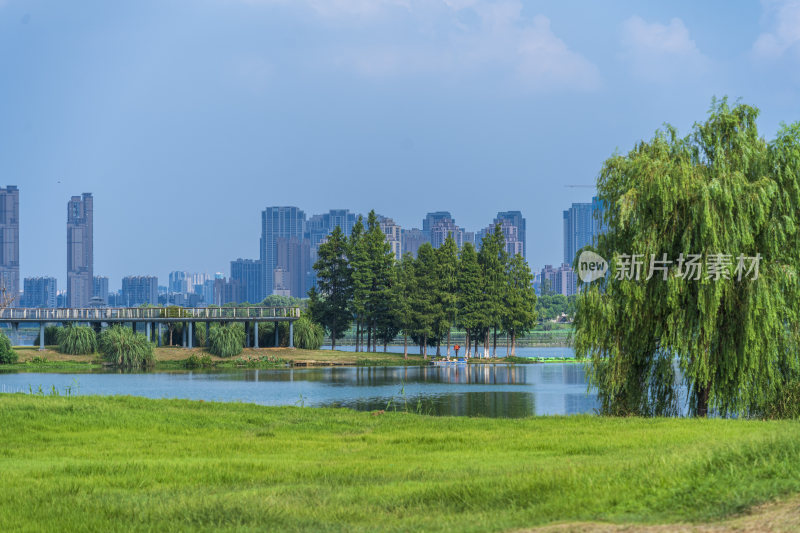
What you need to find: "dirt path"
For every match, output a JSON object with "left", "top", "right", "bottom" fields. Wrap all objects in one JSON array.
[{"left": 521, "top": 496, "right": 800, "bottom": 532}]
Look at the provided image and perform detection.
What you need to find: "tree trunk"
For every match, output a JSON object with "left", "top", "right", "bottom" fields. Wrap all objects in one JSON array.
[
  {"left": 384, "top": 341, "right": 387, "bottom": 353},
  {"left": 404, "top": 334, "right": 408, "bottom": 360},
  {"left": 465, "top": 330, "right": 470, "bottom": 358},
  {"left": 492, "top": 326, "right": 497, "bottom": 358},
  {"left": 511, "top": 331, "right": 516, "bottom": 357},
  {"left": 423, "top": 335, "right": 427, "bottom": 360},
  {"left": 697, "top": 382, "right": 710, "bottom": 417},
  {"left": 484, "top": 328, "right": 489, "bottom": 358},
  {"left": 506, "top": 331, "right": 509, "bottom": 358},
  {"left": 436, "top": 338, "right": 441, "bottom": 357},
  {"left": 373, "top": 321, "right": 377, "bottom": 353},
  {"left": 355, "top": 322, "right": 360, "bottom": 352},
  {"left": 367, "top": 326, "right": 372, "bottom": 353},
  {"left": 332, "top": 331, "right": 336, "bottom": 351},
  {"left": 446, "top": 328, "right": 451, "bottom": 357}
]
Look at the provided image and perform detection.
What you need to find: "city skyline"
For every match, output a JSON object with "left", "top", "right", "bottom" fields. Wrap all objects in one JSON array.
[
  {"left": 5, "top": 186, "right": 548, "bottom": 294},
  {"left": 4, "top": 2, "right": 797, "bottom": 293}
]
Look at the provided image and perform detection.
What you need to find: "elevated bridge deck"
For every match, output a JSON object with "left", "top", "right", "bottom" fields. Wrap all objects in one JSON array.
[{"left": 1, "top": 307, "right": 302, "bottom": 350}]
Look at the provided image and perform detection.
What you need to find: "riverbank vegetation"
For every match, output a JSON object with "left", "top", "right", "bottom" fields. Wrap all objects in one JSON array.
[
  {"left": 1, "top": 395, "right": 799, "bottom": 531},
  {"left": 311, "top": 212, "right": 538, "bottom": 358},
  {"left": 98, "top": 326, "right": 155, "bottom": 369},
  {"left": 56, "top": 325, "right": 97, "bottom": 355},
  {"left": 575, "top": 100, "right": 800, "bottom": 419}
]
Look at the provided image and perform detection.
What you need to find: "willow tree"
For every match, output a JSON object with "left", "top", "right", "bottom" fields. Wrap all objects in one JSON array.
[{"left": 574, "top": 99, "right": 800, "bottom": 417}]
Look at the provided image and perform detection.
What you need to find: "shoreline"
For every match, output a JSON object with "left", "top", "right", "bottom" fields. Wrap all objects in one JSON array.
[{"left": 3, "top": 345, "right": 585, "bottom": 371}]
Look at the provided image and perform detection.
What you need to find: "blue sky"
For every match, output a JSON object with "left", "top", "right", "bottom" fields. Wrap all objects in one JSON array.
[{"left": 2, "top": 0, "right": 800, "bottom": 290}]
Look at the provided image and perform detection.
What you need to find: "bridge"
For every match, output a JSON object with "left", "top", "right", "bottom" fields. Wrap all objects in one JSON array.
[{"left": 0, "top": 307, "right": 302, "bottom": 351}]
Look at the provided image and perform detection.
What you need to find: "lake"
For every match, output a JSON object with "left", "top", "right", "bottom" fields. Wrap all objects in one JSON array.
[{"left": 0, "top": 363, "right": 598, "bottom": 418}]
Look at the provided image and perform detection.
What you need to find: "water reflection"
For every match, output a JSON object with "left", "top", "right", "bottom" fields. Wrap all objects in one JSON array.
[{"left": 0, "top": 363, "right": 597, "bottom": 418}]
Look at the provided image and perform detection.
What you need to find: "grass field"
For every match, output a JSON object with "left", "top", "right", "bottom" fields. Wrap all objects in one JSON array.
[{"left": 1, "top": 395, "right": 799, "bottom": 532}]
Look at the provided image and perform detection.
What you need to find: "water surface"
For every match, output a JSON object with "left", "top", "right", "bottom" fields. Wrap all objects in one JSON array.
[{"left": 0, "top": 364, "right": 598, "bottom": 417}]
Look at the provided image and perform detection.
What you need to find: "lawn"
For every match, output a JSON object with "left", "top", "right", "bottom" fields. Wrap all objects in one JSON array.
[{"left": 1, "top": 395, "right": 799, "bottom": 532}]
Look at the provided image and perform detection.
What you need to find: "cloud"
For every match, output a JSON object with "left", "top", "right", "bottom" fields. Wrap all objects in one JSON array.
[
  {"left": 320, "top": 0, "right": 600, "bottom": 91},
  {"left": 620, "top": 16, "right": 708, "bottom": 82},
  {"left": 229, "top": 0, "right": 599, "bottom": 92},
  {"left": 752, "top": 0, "right": 800, "bottom": 59}
]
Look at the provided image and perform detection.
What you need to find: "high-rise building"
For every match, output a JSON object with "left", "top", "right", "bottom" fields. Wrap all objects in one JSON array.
[
  {"left": 306, "top": 209, "right": 358, "bottom": 289},
  {"left": 121, "top": 276, "right": 158, "bottom": 306},
  {"left": 261, "top": 207, "right": 306, "bottom": 298},
  {"left": 495, "top": 211, "right": 526, "bottom": 258},
  {"left": 168, "top": 271, "right": 189, "bottom": 294},
  {"left": 275, "top": 236, "right": 311, "bottom": 298},
  {"left": 563, "top": 202, "right": 592, "bottom": 266},
  {"left": 0, "top": 186, "right": 20, "bottom": 305},
  {"left": 539, "top": 264, "right": 575, "bottom": 296},
  {"left": 430, "top": 216, "right": 466, "bottom": 249},
  {"left": 21, "top": 277, "right": 57, "bottom": 308},
  {"left": 67, "top": 193, "right": 93, "bottom": 307},
  {"left": 402, "top": 228, "right": 427, "bottom": 258},
  {"left": 377, "top": 215, "right": 402, "bottom": 261},
  {"left": 423, "top": 211, "right": 452, "bottom": 237},
  {"left": 231, "top": 259, "right": 264, "bottom": 304},
  {"left": 479, "top": 220, "right": 524, "bottom": 257},
  {"left": 554, "top": 263, "right": 577, "bottom": 297},
  {"left": 93, "top": 276, "right": 109, "bottom": 305}
]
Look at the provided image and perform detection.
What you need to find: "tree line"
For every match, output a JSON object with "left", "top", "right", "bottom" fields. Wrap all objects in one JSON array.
[{"left": 309, "top": 211, "right": 537, "bottom": 358}]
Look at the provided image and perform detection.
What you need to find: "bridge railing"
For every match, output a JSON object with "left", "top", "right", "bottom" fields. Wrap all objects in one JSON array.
[{"left": 0, "top": 307, "right": 302, "bottom": 321}]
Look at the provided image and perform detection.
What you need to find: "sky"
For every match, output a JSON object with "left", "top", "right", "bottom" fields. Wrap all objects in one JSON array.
[{"left": 2, "top": 0, "right": 800, "bottom": 291}]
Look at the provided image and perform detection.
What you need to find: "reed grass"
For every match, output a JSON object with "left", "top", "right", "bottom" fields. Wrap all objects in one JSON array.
[{"left": 56, "top": 326, "right": 97, "bottom": 355}]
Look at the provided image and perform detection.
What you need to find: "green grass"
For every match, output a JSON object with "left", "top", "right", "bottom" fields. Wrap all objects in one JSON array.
[{"left": 1, "top": 395, "right": 799, "bottom": 532}]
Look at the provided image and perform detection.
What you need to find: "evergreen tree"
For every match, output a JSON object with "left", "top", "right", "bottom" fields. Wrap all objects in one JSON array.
[
  {"left": 411, "top": 243, "right": 438, "bottom": 359},
  {"left": 436, "top": 233, "right": 458, "bottom": 356},
  {"left": 347, "top": 217, "right": 369, "bottom": 352},
  {"left": 365, "top": 211, "right": 396, "bottom": 352},
  {"left": 395, "top": 254, "right": 416, "bottom": 359},
  {"left": 457, "top": 242, "right": 483, "bottom": 358},
  {"left": 478, "top": 224, "right": 508, "bottom": 357},
  {"left": 503, "top": 254, "right": 537, "bottom": 356},
  {"left": 312, "top": 226, "right": 352, "bottom": 350}
]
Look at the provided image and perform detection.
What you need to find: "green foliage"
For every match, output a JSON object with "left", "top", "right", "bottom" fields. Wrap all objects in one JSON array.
[
  {"left": 98, "top": 326, "right": 155, "bottom": 369},
  {"left": 574, "top": 99, "right": 800, "bottom": 417},
  {"left": 311, "top": 225, "right": 352, "bottom": 349},
  {"left": 33, "top": 326, "right": 61, "bottom": 346},
  {"left": 208, "top": 323, "right": 245, "bottom": 358},
  {"left": 260, "top": 294, "right": 304, "bottom": 308},
  {"left": 503, "top": 254, "right": 538, "bottom": 355},
  {"left": 535, "top": 294, "right": 571, "bottom": 321},
  {"left": 57, "top": 326, "right": 98, "bottom": 355},
  {"left": 292, "top": 316, "right": 324, "bottom": 350},
  {"left": 184, "top": 354, "right": 213, "bottom": 369},
  {"left": 0, "top": 332, "right": 17, "bottom": 364},
  {"left": 4, "top": 395, "right": 800, "bottom": 531}
]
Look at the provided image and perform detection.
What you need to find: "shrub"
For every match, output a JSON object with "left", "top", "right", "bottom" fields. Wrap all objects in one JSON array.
[
  {"left": 209, "top": 323, "right": 245, "bottom": 358},
  {"left": 57, "top": 326, "right": 97, "bottom": 355},
  {"left": 99, "top": 326, "right": 155, "bottom": 369},
  {"left": 194, "top": 323, "right": 206, "bottom": 347},
  {"left": 34, "top": 326, "right": 61, "bottom": 346},
  {"left": 0, "top": 332, "right": 17, "bottom": 364},
  {"left": 185, "top": 354, "right": 213, "bottom": 369},
  {"left": 293, "top": 316, "right": 324, "bottom": 350}
]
